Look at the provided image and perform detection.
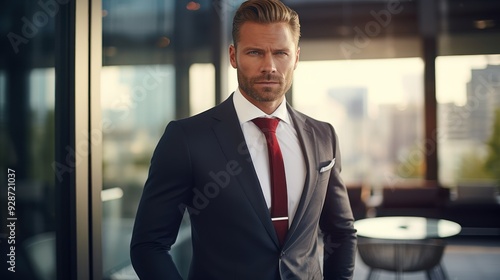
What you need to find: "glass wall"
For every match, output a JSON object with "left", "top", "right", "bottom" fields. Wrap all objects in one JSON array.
[
  {"left": 437, "top": 54, "right": 500, "bottom": 190},
  {"left": 435, "top": 1, "right": 500, "bottom": 203},
  {"left": 0, "top": 2, "right": 57, "bottom": 279},
  {"left": 101, "top": 0, "right": 214, "bottom": 278},
  {"left": 293, "top": 58, "right": 424, "bottom": 187},
  {"left": 101, "top": 65, "right": 175, "bottom": 278}
]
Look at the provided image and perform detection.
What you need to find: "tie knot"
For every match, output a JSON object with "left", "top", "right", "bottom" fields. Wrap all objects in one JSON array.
[{"left": 252, "top": 117, "right": 280, "bottom": 133}]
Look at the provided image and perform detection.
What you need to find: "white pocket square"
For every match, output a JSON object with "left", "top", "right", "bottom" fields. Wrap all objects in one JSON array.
[{"left": 319, "top": 158, "right": 335, "bottom": 173}]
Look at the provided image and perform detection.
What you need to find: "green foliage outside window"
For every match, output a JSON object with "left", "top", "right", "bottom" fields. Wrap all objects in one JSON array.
[{"left": 485, "top": 108, "right": 500, "bottom": 186}]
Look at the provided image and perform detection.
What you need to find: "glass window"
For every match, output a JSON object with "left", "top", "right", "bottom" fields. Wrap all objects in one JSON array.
[
  {"left": 293, "top": 58, "right": 424, "bottom": 188},
  {"left": 0, "top": 2, "right": 57, "bottom": 279},
  {"left": 101, "top": 64, "right": 175, "bottom": 278},
  {"left": 101, "top": 1, "right": 213, "bottom": 279},
  {"left": 436, "top": 55, "right": 500, "bottom": 188},
  {"left": 0, "top": 71, "right": 5, "bottom": 121},
  {"left": 190, "top": 63, "right": 215, "bottom": 115}
]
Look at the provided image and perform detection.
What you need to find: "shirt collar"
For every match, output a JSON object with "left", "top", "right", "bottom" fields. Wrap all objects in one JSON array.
[{"left": 233, "top": 88, "right": 291, "bottom": 125}]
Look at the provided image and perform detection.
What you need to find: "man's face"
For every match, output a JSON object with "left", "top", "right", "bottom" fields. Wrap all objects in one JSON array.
[{"left": 230, "top": 22, "right": 300, "bottom": 110}]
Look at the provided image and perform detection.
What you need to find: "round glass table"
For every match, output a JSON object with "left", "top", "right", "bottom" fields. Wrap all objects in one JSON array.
[
  {"left": 354, "top": 217, "right": 462, "bottom": 279},
  {"left": 354, "top": 216, "right": 462, "bottom": 240}
]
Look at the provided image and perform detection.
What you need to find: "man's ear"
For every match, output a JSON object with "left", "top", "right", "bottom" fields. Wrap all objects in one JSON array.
[
  {"left": 293, "top": 46, "right": 300, "bottom": 70},
  {"left": 229, "top": 44, "right": 237, "bottom": 69}
]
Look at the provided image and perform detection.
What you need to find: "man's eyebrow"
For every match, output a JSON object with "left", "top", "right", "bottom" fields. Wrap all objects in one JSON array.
[
  {"left": 241, "top": 46, "right": 264, "bottom": 51},
  {"left": 241, "top": 46, "right": 292, "bottom": 52},
  {"left": 274, "top": 48, "right": 292, "bottom": 52}
]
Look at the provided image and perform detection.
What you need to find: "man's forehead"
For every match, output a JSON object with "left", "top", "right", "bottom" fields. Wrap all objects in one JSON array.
[
  {"left": 239, "top": 21, "right": 291, "bottom": 34},
  {"left": 238, "top": 22, "right": 297, "bottom": 46}
]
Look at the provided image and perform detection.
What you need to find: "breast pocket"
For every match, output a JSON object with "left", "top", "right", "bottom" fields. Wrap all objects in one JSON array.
[{"left": 318, "top": 158, "right": 335, "bottom": 182}]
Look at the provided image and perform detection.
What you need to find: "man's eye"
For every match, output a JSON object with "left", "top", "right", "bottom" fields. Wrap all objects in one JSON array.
[
  {"left": 275, "top": 51, "right": 288, "bottom": 56},
  {"left": 248, "top": 51, "right": 260, "bottom": 55}
]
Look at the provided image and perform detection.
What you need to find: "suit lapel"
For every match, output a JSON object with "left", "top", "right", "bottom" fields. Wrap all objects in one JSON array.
[
  {"left": 285, "top": 105, "right": 320, "bottom": 247},
  {"left": 211, "top": 95, "right": 280, "bottom": 247},
  {"left": 209, "top": 97, "right": 322, "bottom": 249}
]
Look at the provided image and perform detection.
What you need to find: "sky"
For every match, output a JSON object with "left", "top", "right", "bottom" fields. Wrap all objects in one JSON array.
[{"left": 436, "top": 54, "right": 500, "bottom": 105}]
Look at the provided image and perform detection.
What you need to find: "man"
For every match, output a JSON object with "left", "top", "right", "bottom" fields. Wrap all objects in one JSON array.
[{"left": 130, "top": 0, "right": 357, "bottom": 279}]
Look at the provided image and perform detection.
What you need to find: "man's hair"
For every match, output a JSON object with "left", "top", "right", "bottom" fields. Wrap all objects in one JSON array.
[{"left": 232, "top": 0, "right": 301, "bottom": 47}]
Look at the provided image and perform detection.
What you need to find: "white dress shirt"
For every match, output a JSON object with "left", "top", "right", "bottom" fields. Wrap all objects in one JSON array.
[{"left": 233, "top": 89, "right": 307, "bottom": 225}]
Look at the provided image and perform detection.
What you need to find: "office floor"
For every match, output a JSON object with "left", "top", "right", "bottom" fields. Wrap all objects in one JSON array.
[
  {"left": 353, "top": 237, "right": 500, "bottom": 280},
  {"left": 109, "top": 235, "right": 500, "bottom": 280}
]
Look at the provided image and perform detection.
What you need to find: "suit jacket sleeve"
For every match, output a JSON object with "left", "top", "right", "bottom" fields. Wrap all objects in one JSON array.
[
  {"left": 130, "top": 121, "right": 192, "bottom": 280},
  {"left": 319, "top": 125, "right": 357, "bottom": 280}
]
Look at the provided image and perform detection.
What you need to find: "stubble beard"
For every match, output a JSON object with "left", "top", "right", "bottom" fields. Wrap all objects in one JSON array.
[{"left": 238, "top": 72, "right": 292, "bottom": 102}]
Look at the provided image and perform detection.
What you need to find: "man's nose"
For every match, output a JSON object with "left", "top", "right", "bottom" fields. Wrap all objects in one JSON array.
[{"left": 260, "top": 54, "right": 277, "bottom": 73}]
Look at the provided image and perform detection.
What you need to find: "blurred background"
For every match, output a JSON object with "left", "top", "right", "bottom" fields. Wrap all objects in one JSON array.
[{"left": 0, "top": 0, "right": 499, "bottom": 279}]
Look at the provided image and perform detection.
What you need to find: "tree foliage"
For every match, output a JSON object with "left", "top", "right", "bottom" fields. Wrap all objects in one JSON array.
[
  {"left": 485, "top": 108, "right": 500, "bottom": 184},
  {"left": 457, "top": 151, "right": 493, "bottom": 181}
]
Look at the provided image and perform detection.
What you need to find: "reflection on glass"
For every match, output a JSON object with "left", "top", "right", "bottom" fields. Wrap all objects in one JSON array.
[
  {"left": 102, "top": 0, "right": 214, "bottom": 277},
  {"left": 101, "top": 65, "right": 174, "bottom": 278},
  {"left": 0, "top": 68, "right": 56, "bottom": 279},
  {"left": 1, "top": 1, "right": 58, "bottom": 277},
  {"left": 293, "top": 58, "right": 424, "bottom": 187},
  {"left": 0, "top": 72, "right": 5, "bottom": 120},
  {"left": 436, "top": 55, "right": 500, "bottom": 187}
]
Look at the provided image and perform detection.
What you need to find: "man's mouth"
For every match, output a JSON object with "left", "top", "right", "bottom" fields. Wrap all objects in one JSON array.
[{"left": 255, "top": 81, "right": 279, "bottom": 85}]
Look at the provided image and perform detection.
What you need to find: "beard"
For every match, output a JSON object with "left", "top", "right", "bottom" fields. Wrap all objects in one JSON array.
[{"left": 237, "top": 72, "right": 292, "bottom": 102}]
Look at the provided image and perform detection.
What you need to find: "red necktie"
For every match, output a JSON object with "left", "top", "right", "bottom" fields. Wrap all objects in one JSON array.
[{"left": 252, "top": 117, "right": 288, "bottom": 246}]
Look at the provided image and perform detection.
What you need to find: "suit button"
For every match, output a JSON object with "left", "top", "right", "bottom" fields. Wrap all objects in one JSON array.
[{"left": 280, "top": 251, "right": 285, "bottom": 258}]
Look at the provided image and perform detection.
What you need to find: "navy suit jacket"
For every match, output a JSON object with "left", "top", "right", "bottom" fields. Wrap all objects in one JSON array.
[{"left": 130, "top": 94, "right": 357, "bottom": 279}]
